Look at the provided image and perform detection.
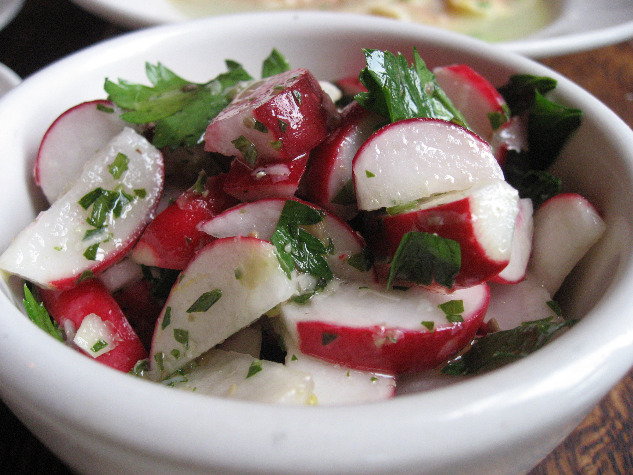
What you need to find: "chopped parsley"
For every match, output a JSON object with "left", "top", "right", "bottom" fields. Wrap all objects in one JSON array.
[
  {"left": 90, "top": 339, "right": 109, "bottom": 353},
  {"left": 262, "top": 48, "right": 290, "bottom": 78},
  {"left": 246, "top": 360, "right": 263, "bottom": 378},
  {"left": 186, "top": 290, "right": 223, "bottom": 313},
  {"left": 173, "top": 328, "right": 189, "bottom": 348},
  {"left": 387, "top": 231, "right": 461, "bottom": 290},
  {"left": 355, "top": 48, "right": 467, "bottom": 127},
  {"left": 439, "top": 300, "right": 465, "bottom": 323},
  {"left": 22, "top": 284, "right": 63, "bottom": 342},
  {"left": 322, "top": 332, "right": 339, "bottom": 346},
  {"left": 108, "top": 152, "right": 129, "bottom": 179}
]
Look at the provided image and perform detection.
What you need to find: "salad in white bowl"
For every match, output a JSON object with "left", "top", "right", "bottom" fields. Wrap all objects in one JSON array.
[
  {"left": 1, "top": 12, "right": 632, "bottom": 475},
  {"left": 0, "top": 44, "right": 605, "bottom": 404}
]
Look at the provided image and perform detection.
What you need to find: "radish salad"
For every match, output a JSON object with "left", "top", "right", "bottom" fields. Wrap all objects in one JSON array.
[{"left": 1, "top": 48, "right": 606, "bottom": 405}]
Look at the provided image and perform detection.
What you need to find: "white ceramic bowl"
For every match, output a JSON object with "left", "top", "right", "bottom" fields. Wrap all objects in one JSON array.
[{"left": 1, "top": 12, "right": 633, "bottom": 475}]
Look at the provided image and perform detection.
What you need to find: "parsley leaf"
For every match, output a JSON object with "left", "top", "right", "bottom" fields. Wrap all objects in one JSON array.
[
  {"left": 355, "top": 48, "right": 467, "bottom": 127},
  {"left": 262, "top": 48, "right": 290, "bottom": 78},
  {"left": 105, "top": 60, "right": 253, "bottom": 149},
  {"left": 271, "top": 200, "right": 333, "bottom": 282},
  {"left": 497, "top": 74, "right": 557, "bottom": 116},
  {"left": 387, "top": 231, "right": 461, "bottom": 290},
  {"left": 442, "top": 317, "right": 577, "bottom": 375},
  {"left": 23, "top": 284, "right": 64, "bottom": 342}
]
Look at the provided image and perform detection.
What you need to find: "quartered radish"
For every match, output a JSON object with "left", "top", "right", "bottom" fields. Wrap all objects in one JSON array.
[
  {"left": 39, "top": 279, "right": 147, "bottom": 372},
  {"left": 279, "top": 280, "right": 489, "bottom": 374},
  {"left": 433, "top": 64, "right": 509, "bottom": 143},
  {"left": 200, "top": 198, "right": 374, "bottom": 282},
  {"left": 149, "top": 236, "right": 301, "bottom": 379},
  {"left": 372, "top": 180, "right": 519, "bottom": 288},
  {"left": 352, "top": 118, "right": 504, "bottom": 211},
  {"left": 490, "top": 115, "right": 527, "bottom": 166},
  {"left": 35, "top": 100, "right": 132, "bottom": 204},
  {"left": 491, "top": 198, "right": 533, "bottom": 284},
  {"left": 131, "top": 173, "right": 238, "bottom": 270},
  {"left": 167, "top": 349, "right": 314, "bottom": 405},
  {"left": 485, "top": 275, "right": 559, "bottom": 331},
  {"left": 204, "top": 68, "right": 338, "bottom": 167},
  {"left": 222, "top": 153, "right": 309, "bottom": 202},
  {"left": 0, "top": 127, "right": 164, "bottom": 290},
  {"left": 283, "top": 337, "right": 395, "bottom": 405},
  {"left": 303, "top": 101, "right": 384, "bottom": 221},
  {"left": 528, "top": 193, "right": 606, "bottom": 295}
]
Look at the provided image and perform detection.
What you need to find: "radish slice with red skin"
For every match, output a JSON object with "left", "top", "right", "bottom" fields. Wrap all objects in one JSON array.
[
  {"left": 39, "top": 279, "right": 147, "bottom": 372},
  {"left": 528, "top": 193, "right": 606, "bottom": 296},
  {"left": 35, "top": 100, "right": 133, "bottom": 204},
  {"left": 490, "top": 115, "right": 527, "bottom": 167},
  {"left": 280, "top": 280, "right": 489, "bottom": 374},
  {"left": 200, "top": 198, "right": 373, "bottom": 282},
  {"left": 370, "top": 180, "right": 519, "bottom": 288},
  {"left": 433, "top": 64, "right": 509, "bottom": 143},
  {"left": 222, "top": 153, "right": 309, "bottom": 202},
  {"left": 303, "top": 101, "right": 384, "bottom": 221},
  {"left": 204, "top": 68, "right": 338, "bottom": 167},
  {"left": 0, "top": 127, "right": 164, "bottom": 290},
  {"left": 131, "top": 173, "right": 239, "bottom": 270},
  {"left": 149, "top": 236, "right": 302, "bottom": 379},
  {"left": 352, "top": 118, "right": 504, "bottom": 211},
  {"left": 491, "top": 198, "right": 534, "bottom": 284}
]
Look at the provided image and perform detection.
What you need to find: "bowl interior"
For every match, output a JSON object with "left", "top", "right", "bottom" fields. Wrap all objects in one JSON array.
[{"left": 1, "top": 12, "right": 633, "bottom": 475}]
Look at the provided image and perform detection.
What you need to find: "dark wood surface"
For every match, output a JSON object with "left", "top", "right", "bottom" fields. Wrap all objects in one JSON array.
[{"left": 0, "top": 1, "right": 632, "bottom": 473}]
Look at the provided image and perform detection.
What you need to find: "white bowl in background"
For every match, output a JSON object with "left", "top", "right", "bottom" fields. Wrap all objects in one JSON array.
[{"left": 0, "top": 12, "right": 633, "bottom": 475}]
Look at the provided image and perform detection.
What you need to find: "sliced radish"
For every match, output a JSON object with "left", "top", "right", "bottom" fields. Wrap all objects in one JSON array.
[
  {"left": 491, "top": 198, "right": 534, "bottom": 284},
  {"left": 204, "top": 68, "right": 338, "bottom": 167},
  {"left": 372, "top": 180, "right": 519, "bottom": 288},
  {"left": 485, "top": 275, "right": 558, "bottom": 331},
  {"left": 222, "top": 153, "right": 309, "bottom": 202},
  {"left": 39, "top": 279, "right": 147, "bottom": 372},
  {"left": 34, "top": 100, "right": 132, "bottom": 204},
  {"left": 335, "top": 74, "right": 367, "bottom": 98},
  {"left": 200, "top": 198, "right": 374, "bottom": 282},
  {"left": 217, "top": 322, "right": 263, "bottom": 358},
  {"left": 0, "top": 127, "right": 164, "bottom": 290},
  {"left": 283, "top": 338, "right": 395, "bottom": 405},
  {"left": 490, "top": 115, "right": 527, "bottom": 166},
  {"left": 302, "top": 101, "right": 384, "bottom": 220},
  {"left": 131, "top": 173, "right": 238, "bottom": 270},
  {"left": 149, "top": 236, "right": 301, "bottom": 379},
  {"left": 528, "top": 193, "right": 606, "bottom": 295},
  {"left": 352, "top": 118, "right": 504, "bottom": 211},
  {"left": 433, "top": 64, "right": 509, "bottom": 143},
  {"left": 279, "top": 280, "right": 489, "bottom": 374},
  {"left": 97, "top": 256, "right": 144, "bottom": 293},
  {"left": 168, "top": 348, "right": 314, "bottom": 405}
]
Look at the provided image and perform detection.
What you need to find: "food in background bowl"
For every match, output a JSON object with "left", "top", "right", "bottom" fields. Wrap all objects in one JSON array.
[{"left": 0, "top": 12, "right": 632, "bottom": 475}]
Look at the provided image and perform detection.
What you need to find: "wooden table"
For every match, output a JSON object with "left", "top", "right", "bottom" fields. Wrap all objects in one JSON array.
[{"left": 0, "top": 1, "right": 632, "bottom": 473}]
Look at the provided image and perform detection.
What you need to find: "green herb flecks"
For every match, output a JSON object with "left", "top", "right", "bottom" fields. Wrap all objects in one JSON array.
[
  {"left": 387, "top": 231, "right": 461, "bottom": 290},
  {"left": 439, "top": 300, "right": 464, "bottom": 323},
  {"left": 355, "top": 48, "right": 467, "bottom": 127},
  {"left": 186, "top": 290, "right": 223, "bottom": 313},
  {"left": 271, "top": 200, "right": 333, "bottom": 283},
  {"left": 23, "top": 284, "right": 64, "bottom": 342},
  {"left": 442, "top": 317, "right": 577, "bottom": 375},
  {"left": 161, "top": 307, "right": 172, "bottom": 330},
  {"left": 173, "top": 328, "right": 189, "bottom": 348},
  {"left": 347, "top": 249, "right": 373, "bottom": 272},
  {"left": 322, "top": 332, "right": 339, "bottom": 346},
  {"left": 108, "top": 152, "right": 129, "bottom": 179},
  {"left": 232, "top": 135, "right": 258, "bottom": 167},
  {"left": 246, "top": 360, "right": 263, "bottom": 378},
  {"left": 90, "top": 339, "right": 109, "bottom": 353}
]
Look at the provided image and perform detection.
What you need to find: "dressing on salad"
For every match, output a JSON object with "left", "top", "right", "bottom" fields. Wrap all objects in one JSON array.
[{"left": 1, "top": 47, "right": 605, "bottom": 405}]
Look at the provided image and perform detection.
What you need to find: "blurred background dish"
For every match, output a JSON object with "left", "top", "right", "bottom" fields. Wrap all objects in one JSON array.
[
  {"left": 67, "top": 0, "right": 633, "bottom": 57},
  {"left": 0, "top": 0, "right": 25, "bottom": 31}
]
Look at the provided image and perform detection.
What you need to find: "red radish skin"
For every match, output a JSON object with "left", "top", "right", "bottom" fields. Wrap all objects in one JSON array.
[
  {"left": 39, "top": 279, "right": 147, "bottom": 372},
  {"left": 303, "top": 102, "right": 384, "bottom": 220},
  {"left": 371, "top": 180, "right": 519, "bottom": 288},
  {"left": 282, "top": 281, "right": 490, "bottom": 374},
  {"left": 0, "top": 128, "right": 164, "bottom": 290},
  {"left": 35, "top": 100, "right": 132, "bottom": 204},
  {"left": 222, "top": 153, "right": 309, "bottom": 202},
  {"left": 352, "top": 118, "right": 504, "bottom": 211},
  {"left": 204, "top": 68, "right": 338, "bottom": 167},
  {"left": 131, "top": 173, "right": 238, "bottom": 269},
  {"left": 335, "top": 74, "right": 367, "bottom": 98},
  {"left": 433, "top": 64, "right": 509, "bottom": 143}
]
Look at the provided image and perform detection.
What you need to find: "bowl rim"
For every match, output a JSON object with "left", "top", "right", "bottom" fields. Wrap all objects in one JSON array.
[{"left": 2, "top": 11, "right": 633, "bottom": 474}]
